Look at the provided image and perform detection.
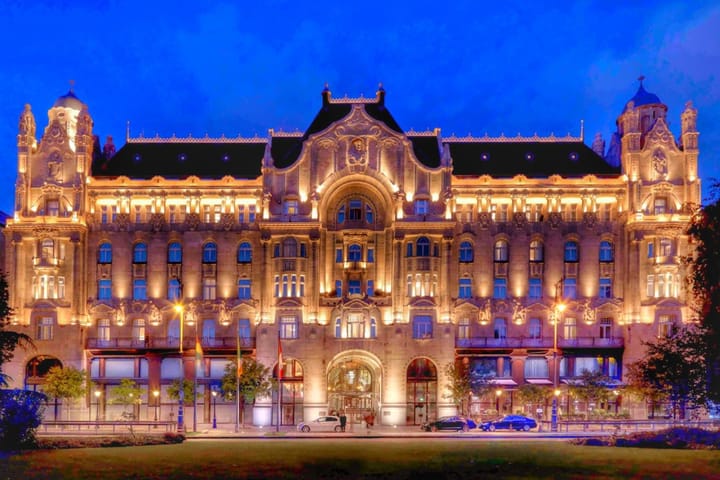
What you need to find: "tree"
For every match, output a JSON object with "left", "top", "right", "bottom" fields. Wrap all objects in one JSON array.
[
  {"left": 110, "top": 378, "right": 144, "bottom": 419},
  {"left": 0, "top": 389, "right": 46, "bottom": 450},
  {"left": 167, "top": 379, "right": 195, "bottom": 406},
  {"left": 42, "top": 366, "right": 87, "bottom": 420},
  {"left": 568, "top": 370, "right": 613, "bottom": 419},
  {"left": 0, "top": 272, "right": 34, "bottom": 386},
  {"left": 221, "top": 358, "right": 274, "bottom": 427},
  {"left": 443, "top": 360, "right": 493, "bottom": 416},
  {"left": 625, "top": 361, "right": 669, "bottom": 418},
  {"left": 685, "top": 181, "right": 720, "bottom": 403},
  {"left": 626, "top": 325, "right": 709, "bottom": 419},
  {"left": 516, "top": 384, "right": 551, "bottom": 418}
]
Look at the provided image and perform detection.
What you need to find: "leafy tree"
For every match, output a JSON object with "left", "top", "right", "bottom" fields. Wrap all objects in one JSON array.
[
  {"left": 42, "top": 366, "right": 87, "bottom": 420},
  {"left": 221, "top": 358, "right": 274, "bottom": 426},
  {"left": 625, "top": 361, "right": 669, "bottom": 418},
  {"left": 110, "top": 378, "right": 144, "bottom": 419},
  {"left": 167, "top": 379, "right": 195, "bottom": 406},
  {"left": 626, "top": 325, "right": 709, "bottom": 419},
  {"left": 685, "top": 180, "right": 720, "bottom": 403},
  {"left": 568, "top": 370, "right": 613, "bottom": 419},
  {"left": 0, "top": 272, "right": 34, "bottom": 386},
  {"left": 516, "top": 384, "right": 551, "bottom": 418},
  {"left": 443, "top": 360, "right": 493, "bottom": 415},
  {"left": 0, "top": 389, "right": 46, "bottom": 450}
]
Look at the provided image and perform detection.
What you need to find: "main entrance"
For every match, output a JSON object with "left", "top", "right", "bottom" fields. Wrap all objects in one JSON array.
[{"left": 327, "top": 354, "right": 381, "bottom": 424}]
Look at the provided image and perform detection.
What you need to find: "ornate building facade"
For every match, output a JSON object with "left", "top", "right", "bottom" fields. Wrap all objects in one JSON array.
[{"left": 3, "top": 82, "right": 701, "bottom": 426}]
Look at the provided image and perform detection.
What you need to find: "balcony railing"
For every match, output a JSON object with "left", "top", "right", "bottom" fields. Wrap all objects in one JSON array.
[
  {"left": 87, "top": 336, "right": 256, "bottom": 350},
  {"left": 33, "top": 256, "right": 63, "bottom": 267},
  {"left": 455, "top": 336, "right": 623, "bottom": 349}
]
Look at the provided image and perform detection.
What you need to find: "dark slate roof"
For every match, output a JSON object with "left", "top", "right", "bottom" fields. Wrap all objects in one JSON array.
[
  {"left": 91, "top": 141, "right": 265, "bottom": 179},
  {"left": 623, "top": 83, "right": 662, "bottom": 112},
  {"left": 447, "top": 141, "right": 620, "bottom": 177},
  {"left": 271, "top": 136, "right": 304, "bottom": 169},
  {"left": 409, "top": 136, "right": 441, "bottom": 168},
  {"left": 53, "top": 90, "right": 85, "bottom": 110}
]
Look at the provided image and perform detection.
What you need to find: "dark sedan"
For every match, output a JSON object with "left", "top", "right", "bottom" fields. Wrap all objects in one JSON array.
[
  {"left": 479, "top": 415, "right": 537, "bottom": 431},
  {"left": 421, "top": 415, "right": 477, "bottom": 432}
]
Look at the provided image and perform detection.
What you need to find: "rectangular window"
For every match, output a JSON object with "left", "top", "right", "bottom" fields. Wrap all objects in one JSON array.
[
  {"left": 97, "top": 318, "right": 111, "bottom": 342},
  {"left": 203, "top": 278, "right": 217, "bottom": 300},
  {"left": 238, "top": 279, "right": 251, "bottom": 299},
  {"left": 349, "top": 200, "right": 362, "bottom": 220},
  {"left": 646, "top": 275, "right": 655, "bottom": 298},
  {"left": 599, "top": 317, "right": 613, "bottom": 339},
  {"left": 659, "top": 314, "right": 675, "bottom": 337},
  {"left": 498, "top": 204, "right": 509, "bottom": 222},
  {"left": 458, "top": 278, "right": 472, "bottom": 299},
  {"left": 101, "top": 206, "right": 109, "bottom": 224},
  {"left": 336, "top": 248, "right": 343, "bottom": 263},
  {"left": 133, "top": 279, "right": 147, "bottom": 300},
  {"left": 524, "top": 357, "right": 549, "bottom": 378},
  {"left": 647, "top": 242, "right": 654, "bottom": 258},
  {"left": 335, "top": 280, "right": 342, "bottom": 298},
  {"left": 367, "top": 279, "right": 374, "bottom": 297},
  {"left": 564, "top": 318, "right": 577, "bottom": 340},
  {"left": 599, "top": 277, "right": 612, "bottom": 298},
  {"left": 284, "top": 200, "right": 299, "bottom": 215},
  {"left": 280, "top": 316, "right": 298, "bottom": 339},
  {"left": 528, "top": 277, "right": 542, "bottom": 299},
  {"left": 367, "top": 248, "right": 375, "bottom": 263},
  {"left": 248, "top": 205, "right": 256, "bottom": 223},
  {"left": 563, "top": 278, "right": 577, "bottom": 299},
  {"left": 412, "top": 315, "right": 433, "bottom": 339},
  {"left": 37, "top": 317, "right": 54, "bottom": 340},
  {"left": 653, "top": 197, "right": 667, "bottom": 215},
  {"left": 415, "top": 199, "right": 428, "bottom": 215},
  {"left": 493, "top": 278, "right": 507, "bottom": 299},
  {"left": 213, "top": 205, "right": 222, "bottom": 223},
  {"left": 47, "top": 200, "right": 59, "bottom": 217},
  {"left": 98, "top": 279, "right": 112, "bottom": 300},
  {"left": 458, "top": 319, "right": 470, "bottom": 339},
  {"left": 203, "top": 205, "right": 211, "bottom": 223},
  {"left": 238, "top": 319, "right": 251, "bottom": 339}
]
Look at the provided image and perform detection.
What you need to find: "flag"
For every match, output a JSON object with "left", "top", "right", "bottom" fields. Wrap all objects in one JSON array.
[
  {"left": 237, "top": 321, "right": 243, "bottom": 378},
  {"left": 277, "top": 334, "right": 283, "bottom": 381},
  {"left": 195, "top": 338, "right": 203, "bottom": 362}
]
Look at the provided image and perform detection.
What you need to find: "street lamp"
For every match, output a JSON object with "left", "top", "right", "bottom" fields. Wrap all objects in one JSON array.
[
  {"left": 94, "top": 390, "right": 101, "bottom": 423},
  {"left": 153, "top": 390, "right": 160, "bottom": 422},
  {"left": 212, "top": 389, "right": 218, "bottom": 429},
  {"left": 495, "top": 389, "right": 503, "bottom": 414}
]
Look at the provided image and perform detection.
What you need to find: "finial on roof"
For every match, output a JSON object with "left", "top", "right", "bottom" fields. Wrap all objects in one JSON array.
[
  {"left": 638, "top": 75, "right": 645, "bottom": 86},
  {"left": 580, "top": 119, "right": 584, "bottom": 141},
  {"left": 376, "top": 82, "right": 386, "bottom": 106},
  {"left": 322, "top": 83, "right": 331, "bottom": 106},
  {"left": 69, "top": 79, "right": 75, "bottom": 93}
]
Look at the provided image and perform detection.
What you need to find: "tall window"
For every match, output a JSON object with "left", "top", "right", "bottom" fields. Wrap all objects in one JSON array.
[
  {"left": 98, "top": 279, "right": 112, "bottom": 301},
  {"left": 367, "top": 248, "right": 375, "bottom": 263},
  {"left": 37, "top": 317, "right": 54, "bottom": 340},
  {"left": 280, "top": 316, "right": 299, "bottom": 339},
  {"left": 133, "top": 279, "right": 147, "bottom": 300},
  {"left": 493, "top": 278, "right": 507, "bottom": 299},
  {"left": 348, "top": 244, "right": 362, "bottom": 261},
  {"left": 132, "top": 318, "right": 146, "bottom": 343},
  {"left": 599, "top": 277, "right": 612, "bottom": 298},
  {"left": 98, "top": 243, "right": 112, "bottom": 264},
  {"left": 659, "top": 238, "right": 673, "bottom": 257},
  {"left": 347, "top": 315, "right": 365, "bottom": 338},
  {"left": 653, "top": 197, "right": 667, "bottom": 215},
  {"left": 599, "top": 241, "right": 613, "bottom": 262},
  {"left": 238, "top": 319, "right": 251, "bottom": 340},
  {"left": 168, "top": 278, "right": 181, "bottom": 301},
  {"left": 335, "top": 318, "right": 342, "bottom": 338},
  {"left": 168, "top": 319, "right": 180, "bottom": 342},
  {"left": 529, "top": 240, "right": 543, "bottom": 262},
  {"left": 97, "top": 318, "right": 110, "bottom": 343},
  {"left": 202, "top": 319, "right": 216, "bottom": 343},
  {"left": 367, "top": 279, "right": 374, "bottom": 297},
  {"left": 415, "top": 199, "right": 428, "bottom": 215},
  {"left": 659, "top": 314, "right": 675, "bottom": 337},
  {"left": 348, "top": 279, "right": 361, "bottom": 296},
  {"left": 564, "top": 317, "right": 577, "bottom": 340},
  {"left": 238, "top": 278, "right": 252, "bottom": 299},
  {"left": 646, "top": 274, "right": 655, "bottom": 298},
  {"left": 458, "top": 318, "right": 470, "bottom": 339},
  {"left": 458, "top": 277, "right": 472, "bottom": 299},
  {"left": 528, "top": 278, "right": 542, "bottom": 299},
  {"left": 168, "top": 242, "right": 182, "bottom": 263},
  {"left": 348, "top": 200, "right": 362, "bottom": 221},
  {"left": 337, "top": 205, "right": 345, "bottom": 224},
  {"left": 282, "top": 238, "right": 298, "bottom": 257},
  {"left": 493, "top": 318, "right": 507, "bottom": 339},
  {"left": 237, "top": 242, "right": 252, "bottom": 263},
  {"left": 564, "top": 241, "right": 579, "bottom": 262},
  {"left": 563, "top": 278, "right": 577, "bottom": 299},
  {"left": 494, "top": 240, "right": 509, "bottom": 262},
  {"left": 528, "top": 318, "right": 542, "bottom": 339},
  {"left": 524, "top": 357, "right": 548, "bottom": 378},
  {"left": 203, "top": 242, "right": 217, "bottom": 263},
  {"left": 203, "top": 278, "right": 217, "bottom": 300},
  {"left": 459, "top": 241, "right": 474, "bottom": 262},
  {"left": 133, "top": 243, "right": 147, "bottom": 263},
  {"left": 416, "top": 237, "right": 430, "bottom": 257},
  {"left": 412, "top": 315, "right": 433, "bottom": 339},
  {"left": 599, "top": 317, "right": 613, "bottom": 339}
]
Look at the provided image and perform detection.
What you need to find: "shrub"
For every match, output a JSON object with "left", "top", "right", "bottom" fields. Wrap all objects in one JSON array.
[
  {"left": 0, "top": 389, "right": 46, "bottom": 450},
  {"left": 573, "top": 427, "right": 720, "bottom": 450}
]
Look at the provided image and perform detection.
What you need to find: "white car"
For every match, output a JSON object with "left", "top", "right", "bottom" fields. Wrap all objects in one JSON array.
[{"left": 297, "top": 415, "right": 343, "bottom": 433}]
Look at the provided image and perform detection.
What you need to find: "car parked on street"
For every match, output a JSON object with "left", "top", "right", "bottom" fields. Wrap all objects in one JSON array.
[
  {"left": 421, "top": 415, "right": 477, "bottom": 432},
  {"left": 479, "top": 415, "right": 537, "bottom": 431},
  {"left": 297, "top": 415, "right": 343, "bottom": 432}
]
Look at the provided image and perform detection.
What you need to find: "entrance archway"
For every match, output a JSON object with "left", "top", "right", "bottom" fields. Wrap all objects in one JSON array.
[
  {"left": 25, "top": 355, "right": 62, "bottom": 391},
  {"left": 327, "top": 352, "right": 382, "bottom": 425},
  {"left": 406, "top": 358, "right": 437, "bottom": 425}
]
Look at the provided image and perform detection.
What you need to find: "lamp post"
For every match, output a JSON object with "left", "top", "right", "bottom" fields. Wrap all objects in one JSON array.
[
  {"left": 495, "top": 389, "right": 503, "bottom": 414},
  {"left": 94, "top": 390, "right": 101, "bottom": 423},
  {"left": 551, "top": 279, "right": 566, "bottom": 432},
  {"left": 212, "top": 389, "right": 218, "bottom": 429},
  {"left": 174, "top": 304, "right": 185, "bottom": 432},
  {"left": 153, "top": 390, "right": 160, "bottom": 422}
]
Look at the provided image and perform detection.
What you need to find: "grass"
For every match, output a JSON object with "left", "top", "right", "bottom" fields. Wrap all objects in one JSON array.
[{"left": 3, "top": 439, "right": 720, "bottom": 479}]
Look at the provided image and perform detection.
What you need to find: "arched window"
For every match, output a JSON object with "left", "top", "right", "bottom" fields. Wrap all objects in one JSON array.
[
  {"left": 237, "top": 242, "right": 252, "bottom": 263},
  {"left": 494, "top": 240, "right": 509, "bottom": 262},
  {"left": 202, "top": 242, "right": 217, "bottom": 263},
  {"left": 98, "top": 243, "right": 112, "bottom": 264},
  {"left": 348, "top": 244, "right": 362, "bottom": 261},
  {"left": 168, "top": 242, "right": 182, "bottom": 263},
  {"left": 564, "top": 241, "right": 579, "bottom": 262},
  {"left": 416, "top": 237, "right": 430, "bottom": 257},
  {"left": 599, "top": 241, "right": 613, "bottom": 262},
  {"left": 459, "top": 241, "right": 474, "bottom": 262},
  {"left": 133, "top": 243, "right": 147, "bottom": 263},
  {"left": 529, "top": 240, "right": 543, "bottom": 262}
]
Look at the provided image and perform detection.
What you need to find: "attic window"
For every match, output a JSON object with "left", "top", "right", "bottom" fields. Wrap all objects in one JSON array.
[
  {"left": 178, "top": 153, "right": 187, "bottom": 162},
  {"left": 133, "top": 153, "right": 142, "bottom": 162},
  {"left": 481, "top": 153, "right": 490, "bottom": 161},
  {"left": 569, "top": 152, "right": 579, "bottom": 161},
  {"left": 525, "top": 152, "right": 535, "bottom": 161}
]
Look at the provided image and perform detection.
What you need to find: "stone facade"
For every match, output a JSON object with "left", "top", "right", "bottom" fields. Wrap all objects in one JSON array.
[{"left": 2, "top": 82, "right": 700, "bottom": 426}]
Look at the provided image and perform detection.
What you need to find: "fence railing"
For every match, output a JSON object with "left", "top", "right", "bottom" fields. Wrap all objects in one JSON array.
[
  {"left": 456, "top": 337, "right": 624, "bottom": 348},
  {"left": 538, "top": 418, "right": 720, "bottom": 433},
  {"left": 87, "top": 336, "right": 256, "bottom": 349},
  {"left": 39, "top": 420, "right": 177, "bottom": 434}
]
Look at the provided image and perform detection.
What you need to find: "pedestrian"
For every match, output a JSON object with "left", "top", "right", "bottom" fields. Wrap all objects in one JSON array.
[{"left": 339, "top": 411, "right": 347, "bottom": 432}]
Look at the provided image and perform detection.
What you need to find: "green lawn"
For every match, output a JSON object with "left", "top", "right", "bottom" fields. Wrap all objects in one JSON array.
[{"left": 3, "top": 439, "right": 720, "bottom": 479}]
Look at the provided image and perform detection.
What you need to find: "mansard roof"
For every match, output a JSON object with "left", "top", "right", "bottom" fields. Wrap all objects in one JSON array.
[
  {"left": 92, "top": 138, "right": 265, "bottom": 180},
  {"left": 446, "top": 137, "right": 619, "bottom": 177}
]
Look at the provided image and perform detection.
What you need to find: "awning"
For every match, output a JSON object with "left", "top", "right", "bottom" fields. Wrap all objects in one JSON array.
[
  {"left": 489, "top": 379, "right": 518, "bottom": 386},
  {"left": 525, "top": 379, "right": 553, "bottom": 385}
]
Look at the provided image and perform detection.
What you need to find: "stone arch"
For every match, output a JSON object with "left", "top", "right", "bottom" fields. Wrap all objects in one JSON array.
[
  {"left": 325, "top": 350, "right": 384, "bottom": 422},
  {"left": 25, "top": 355, "right": 62, "bottom": 390},
  {"left": 405, "top": 357, "right": 439, "bottom": 425}
]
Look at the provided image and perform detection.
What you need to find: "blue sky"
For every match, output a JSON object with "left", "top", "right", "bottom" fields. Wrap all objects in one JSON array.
[{"left": 1, "top": 1, "right": 718, "bottom": 214}]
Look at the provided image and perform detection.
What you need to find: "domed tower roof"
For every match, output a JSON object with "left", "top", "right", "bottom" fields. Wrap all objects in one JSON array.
[
  {"left": 52, "top": 89, "right": 85, "bottom": 110},
  {"left": 623, "top": 76, "right": 662, "bottom": 111}
]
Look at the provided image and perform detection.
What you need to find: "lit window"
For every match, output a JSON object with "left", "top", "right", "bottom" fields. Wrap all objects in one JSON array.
[
  {"left": 458, "top": 318, "right": 470, "bottom": 339},
  {"left": 659, "top": 238, "right": 672, "bottom": 257},
  {"left": 280, "top": 316, "right": 298, "bottom": 339},
  {"left": 98, "top": 279, "right": 112, "bottom": 300},
  {"left": 415, "top": 199, "right": 428, "bottom": 215},
  {"left": 238, "top": 278, "right": 251, "bottom": 299},
  {"left": 132, "top": 318, "right": 146, "bottom": 342},
  {"left": 97, "top": 318, "right": 111, "bottom": 343},
  {"left": 284, "top": 200, "right": 299, "bottom": 215},
  {"left": 458, "top": 277, "right": 472, "bottom": 299},
  {"left": 658, "top": 314, "right": 676, "bottom": 337},
  {"left": 494, "top": 240, "right": 509, "bottom": 262},
  {"left": 599, "top": 318, "right": 613, "bottom": 339},
  {"left": 412, "top": 316, "right": 433, "bottom": 339},
  {"left": 529, "top": 240, "right": 543, "bottom": 262},
  {"left": 564, "top": 318, "right": 576, "bottom": 340},
  {"left": 599, "top": 277, "right": 612, "bottom": 298},
  {"left": 37, "top": 317, "right": 54, "bottom": 340},
  {"left": 203, "top": 278, "right": 217, "bottom": 300}
]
